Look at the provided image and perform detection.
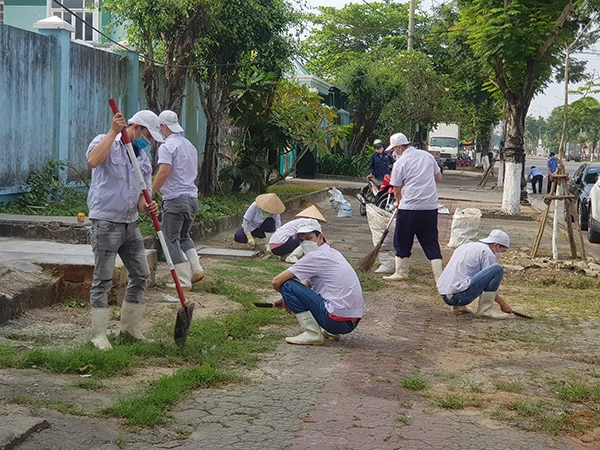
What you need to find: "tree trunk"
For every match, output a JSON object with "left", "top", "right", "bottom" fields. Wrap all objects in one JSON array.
[
  {"left": 197, "top": 73, "right": 229, "bottom": 197},
  {"left": 347, "top": 120, "right": 377, "bottom": 156},
  {"left": 199, "top": 118, "right": 220, "bottom": 196},
  {"left": 501, "top": 102, "right": 529, "bottom": 215}
]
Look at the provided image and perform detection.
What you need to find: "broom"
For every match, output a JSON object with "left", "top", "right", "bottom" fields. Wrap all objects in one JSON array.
[{"left": 358, "top": 207, "right": 398, "bottom": 272}]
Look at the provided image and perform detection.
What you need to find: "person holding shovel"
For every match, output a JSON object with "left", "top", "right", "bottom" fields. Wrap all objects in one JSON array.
[
  {"left": 234, "top": 193, "right": 285, "bottom": 250},
  {"left": 87, "top": 110, "right": 163, "bottom": 350},
  {"left": 151, "top": 110, "right": 204, "bottom": 291},
  {"left": 436, "top": 229, "right": 513, "bottom": 318},
  {"left": 271, "top": 222, "right": 365, "bottom": 345}
]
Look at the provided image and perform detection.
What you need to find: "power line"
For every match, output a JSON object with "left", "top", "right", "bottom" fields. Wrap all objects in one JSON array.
[{"left": 51, "top": 0, "right": 254, "bottom": 70}]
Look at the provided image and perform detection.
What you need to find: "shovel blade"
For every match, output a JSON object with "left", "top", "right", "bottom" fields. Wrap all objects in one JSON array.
[{"left": 174, "top": 303, "right": 195, "bottom": 346}]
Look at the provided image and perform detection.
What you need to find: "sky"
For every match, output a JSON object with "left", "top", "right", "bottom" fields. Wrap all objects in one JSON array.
[{"left": 304, "top": 0, "right": 600, "bottom": 119}]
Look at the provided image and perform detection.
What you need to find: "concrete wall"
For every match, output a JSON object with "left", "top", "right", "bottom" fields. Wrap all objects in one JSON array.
[{"left": 0, "top": 22, "right": 208, "bottom": 200}]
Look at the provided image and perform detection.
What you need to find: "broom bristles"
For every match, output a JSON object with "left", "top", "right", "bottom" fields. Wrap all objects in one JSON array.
[{"left": 358, "top": 242, "right": 383, "bottom": 272}]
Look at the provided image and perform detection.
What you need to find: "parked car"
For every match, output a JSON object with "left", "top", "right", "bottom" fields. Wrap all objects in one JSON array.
[
  {"left": 586, "top": 173, "right": 600, "bottom": 243},
  {"left": 566, "top": 163, "right": 600, "bottom": 231}
]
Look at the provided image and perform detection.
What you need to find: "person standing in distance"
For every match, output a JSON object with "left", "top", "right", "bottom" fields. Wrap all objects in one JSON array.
[
  {"left": 368, "top": 139, "right": 394, "bottom": 181},
  {"left": 383, "top": 133, "right": 443, "bottom": 283},
  {"left": 152, "top": 110, "right": 204, "bottom": 291},
  {"left": 547, "top": 152, "right": 559, "bottom": 193},
  {"left": 87, "top": 110, "right": 163, "bottom": 350}
]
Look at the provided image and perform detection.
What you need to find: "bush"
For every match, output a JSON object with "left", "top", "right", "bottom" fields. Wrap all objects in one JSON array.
[{"left": 317, "top": 153, "right": 370, "bottom": 177}]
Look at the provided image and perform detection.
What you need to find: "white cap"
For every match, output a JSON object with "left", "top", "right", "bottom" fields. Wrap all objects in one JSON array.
[
  {"left": 159, "top": 110, "right": 184, "bottom": 133},
  {"left": 386, "top": 132, "right": 411, "bottom": 151},
  {"left": 479, "top": 229, "right": 510, "bottom": 247},
  {"left": 295, "top": 219, "right": 322, "bottom": 236},
  {"left": 128, "top": 110, "right": 164, "bottom": 142}
]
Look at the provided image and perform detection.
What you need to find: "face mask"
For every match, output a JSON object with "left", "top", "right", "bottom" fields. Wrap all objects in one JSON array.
[
  {"left": 495, "top": 251, "right": 504, "bottom": 260},
  {"left": 376, "top": 147, "right": 384, "bottom": 154},
  {"left": 259, "top": 209, "right": 270, "bottom": 219},
  {"left": 300, "top": 240, "right": 319, "bottom": 254},
  {"left": 133, "top": 134, "right": 150, "bottom": 150}
]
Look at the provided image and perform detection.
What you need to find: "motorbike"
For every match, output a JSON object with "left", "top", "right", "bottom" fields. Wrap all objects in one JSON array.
[{"left": 357, "top": 174, "right": 396, "bottom": 216}]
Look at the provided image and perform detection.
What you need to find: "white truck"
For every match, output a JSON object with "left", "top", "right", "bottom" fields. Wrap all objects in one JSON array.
[{"left": 427, "top": 123, "right": 460, "bottom": 170}]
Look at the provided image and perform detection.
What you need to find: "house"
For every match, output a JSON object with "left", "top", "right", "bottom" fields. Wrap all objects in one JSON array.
[{"left": 3, "top": 0, "right": 116, "bottom": 43}]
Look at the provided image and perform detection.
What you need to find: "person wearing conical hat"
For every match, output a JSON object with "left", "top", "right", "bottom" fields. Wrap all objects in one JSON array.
[
  {"left": 267, "top": 205, "right": 328, "bottom": 263},
  {"left": 234, "top": 193, "right": 285, "bottom": 249}
]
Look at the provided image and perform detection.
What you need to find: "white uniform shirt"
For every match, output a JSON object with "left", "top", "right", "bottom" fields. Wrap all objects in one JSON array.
[
  {"left": 268, "top": 218, "right": 317, "bottom": 245},
  {"left": 390, "top": 146, "right": 441, "bottom": 210},
  {"left": 242, "top": 202, "right": 281, "bottom": 233},
  {"left": 86, "top": 134, "right": 153, "bottom": 223},
  {"left": 288, "top": 244, "right": 365, "bottom": 318},
  {"left": 156, "top": 133, "right": 198, "bottom": 200},
  {"left": 436, "top": 242, "right": 497, "bottom": 295}
]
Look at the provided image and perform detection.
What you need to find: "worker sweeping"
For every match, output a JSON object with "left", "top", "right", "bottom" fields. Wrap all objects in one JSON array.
[
  {"left": 271, "top": 222, "right": 365, "bottom": 345},
  {"left": 87, "top": 110, "right": 163, "bottom": 350}
]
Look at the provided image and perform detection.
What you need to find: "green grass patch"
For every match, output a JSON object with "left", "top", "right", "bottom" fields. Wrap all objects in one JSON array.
[
  {"left": 401, "top": 374, "right": 429, "bottom": 391},
  {"left": 507, "top": 400, "right": 599, "bottom": 435},
  {"left": 552, "top": 379, "right": 600, "bottom": 403},
  {"left": 436, "top": 394, "right": 482, "bottom": 409},
  {"left": 494, "top": 381, "right": 523, "bottom": 392},
  {"left": 103, "top": 365, "right": 236, "bottom": 426},
  {"left": 396, "top": 415, "right": 410, "bottom": 424}
]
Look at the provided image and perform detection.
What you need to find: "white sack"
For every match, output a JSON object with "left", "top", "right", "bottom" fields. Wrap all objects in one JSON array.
[{"left": 447, "top": 208, "right": 482, "bottom": 248}]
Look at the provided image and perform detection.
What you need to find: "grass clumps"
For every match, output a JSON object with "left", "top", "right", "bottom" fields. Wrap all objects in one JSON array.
[{"left": 104, "top": 365, "right": 236, "bottom": 426}]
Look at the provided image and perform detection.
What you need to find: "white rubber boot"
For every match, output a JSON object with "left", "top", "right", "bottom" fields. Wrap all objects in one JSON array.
[
  {"left": 91, "top": 308, "right": 112, "bottom": 350},
  {"left": 167, "top": 262, "right": 193, "bottom": 291},
  {"left": 120, "top": 302, "right": 151, "bottom": 341},
  {"left": 383, "top": 257, "right": 409, "bottom": 281},
  {"left": 185, "top": 248, "right": 205, "bottom": 283},
  {"left": 374, "top": 251, "right": 395, "bottom": 274},
  {"left": 321, "top": 328, "right": 340, "bottom": 341},
  {"left": 476, "top": 291, "right": 510, "bottom": 319},
  {"left": 451, "top": 305, "right": 473, "bottom": 315},
  {"left": 431, "top": 259, "right": 443, "bottom": 283},
  {"left": 285, "top": 245, "right": 304, "bottom": 264},
  {"left": 285, "top": 311, "right": 324, "bottom": 346}
]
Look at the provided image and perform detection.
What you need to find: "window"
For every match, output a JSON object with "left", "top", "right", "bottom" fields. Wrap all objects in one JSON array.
[
  {"left": 0, "top": 1, "right": 4, "bottom": 24},
  {"left": 50, "top": 0, "right": 98, "bottom": 42}
]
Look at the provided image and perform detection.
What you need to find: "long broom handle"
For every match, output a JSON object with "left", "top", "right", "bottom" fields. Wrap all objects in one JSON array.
[
  {"left": 379, "top": 207, "right": 398, "bottom": 245},
  {"left": 108, "top": 99, "right": 188, "bottom": 308}
]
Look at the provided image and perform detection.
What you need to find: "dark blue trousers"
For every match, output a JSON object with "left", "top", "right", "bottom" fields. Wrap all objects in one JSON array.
[{"left": 394, "top": 209, "right": 442, "bottom": 260}]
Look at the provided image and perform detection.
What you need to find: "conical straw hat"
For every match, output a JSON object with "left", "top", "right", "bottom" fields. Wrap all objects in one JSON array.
[
  {"left": 295, "top": 205, "right": 327, "bottom": 223},
  {"left": 255, "top": 193, "right": 285, "bottom": 215}
]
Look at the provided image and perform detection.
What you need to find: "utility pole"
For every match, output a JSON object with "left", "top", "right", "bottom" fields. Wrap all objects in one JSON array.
[{"left": 408, "top": 0, "right": 415, "bottom": 51}]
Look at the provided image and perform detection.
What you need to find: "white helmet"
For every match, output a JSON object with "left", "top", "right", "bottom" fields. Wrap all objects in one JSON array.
[{"left": 373, "top": 139, "right": 384, "bottom": 147}]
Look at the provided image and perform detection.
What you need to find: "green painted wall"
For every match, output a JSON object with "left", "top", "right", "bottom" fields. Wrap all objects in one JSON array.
[{"left": 4, "top": 4, "right": 45, "bottom": 31}]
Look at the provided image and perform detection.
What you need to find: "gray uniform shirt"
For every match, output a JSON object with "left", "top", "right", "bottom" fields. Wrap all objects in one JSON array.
[{"left": 86, "top": 134, "right": 153, "bottom": 223}]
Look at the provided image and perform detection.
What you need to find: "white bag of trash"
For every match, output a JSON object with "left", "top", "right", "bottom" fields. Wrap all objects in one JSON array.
[
  {"left": 328, "top": 187, "right": 352, "bottom": 218},
  {"left": 447, "top": 208, "right": 482, "bottom": 248}
]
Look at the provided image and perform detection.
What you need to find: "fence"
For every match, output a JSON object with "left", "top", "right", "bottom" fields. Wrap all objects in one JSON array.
[{"left": 0, "top": 20, "right": 207, "bottom": 202}]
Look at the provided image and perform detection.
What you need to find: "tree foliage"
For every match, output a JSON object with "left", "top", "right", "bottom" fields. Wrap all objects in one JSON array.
[
  {"left": 301, "top": 2, "right": 452, "bottom": 154},
  {"left": 190, "top": 0, "right": 297, "bottom": 196},
  {"left": 222, "top": 72, "right": 343, "bottom": 192},
  {"left": 457, "top": 0, "right": 600, "bottom": 213}
]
